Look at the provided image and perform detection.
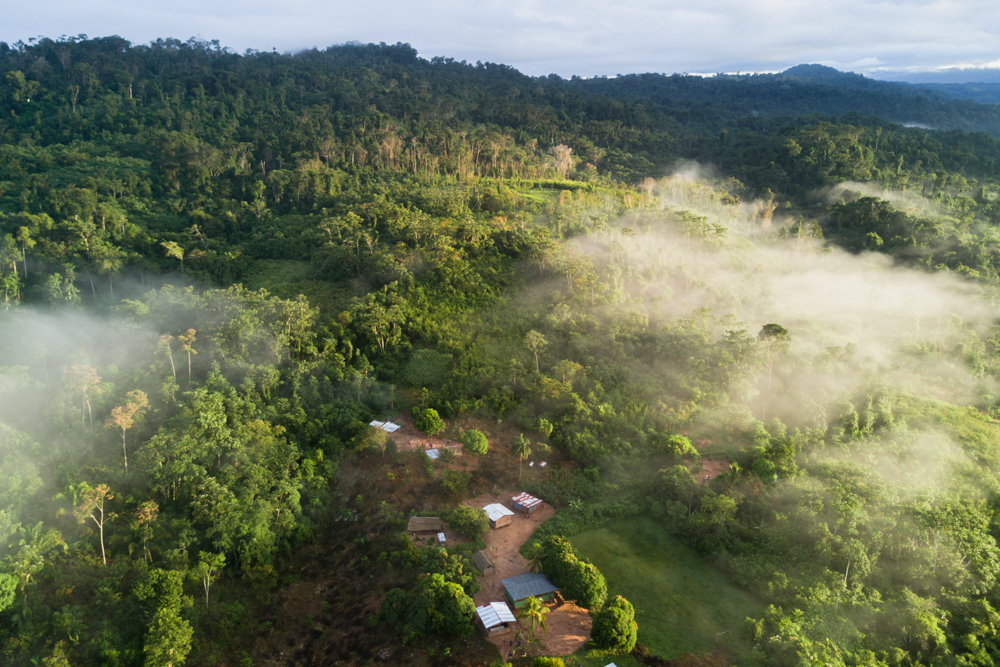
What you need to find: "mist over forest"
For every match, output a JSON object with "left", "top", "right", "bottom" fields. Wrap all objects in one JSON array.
[{"left": 6, "top": 35, "right": 1000, "bottom": 667}]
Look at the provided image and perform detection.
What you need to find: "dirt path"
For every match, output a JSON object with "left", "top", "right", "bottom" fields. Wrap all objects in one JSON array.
[{"left": 461, "top": 492, "right": 591, "bottom": 658}]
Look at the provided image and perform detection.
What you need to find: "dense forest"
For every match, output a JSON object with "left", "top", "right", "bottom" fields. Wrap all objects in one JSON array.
[{"left": 5, "top": 34, "right": 1000, "bottom": 667}]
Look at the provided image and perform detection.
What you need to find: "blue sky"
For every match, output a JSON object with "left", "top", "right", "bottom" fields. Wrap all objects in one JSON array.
[{"left": 6, "top": 0, "right": 1000, "bottom": 82}]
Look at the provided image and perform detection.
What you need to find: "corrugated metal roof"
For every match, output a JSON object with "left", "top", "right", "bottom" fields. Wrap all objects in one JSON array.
[
  {"left": 483, "top": 503, "right": 514, "bottom": 522},
  {"left": 501, "top": 573, "right": 559, "bottom": 601},
  {"left": 476, "top": 602, "right": 516, "bottom": 628},
  {"left": 425, "top": 448, "right": 440, "bottom": 459},
  {"left": 368, "top": 420, "right": 401, "bottom": 433},
  {"left": 512, "top": 492, "right": 542, "bottom": 508}
]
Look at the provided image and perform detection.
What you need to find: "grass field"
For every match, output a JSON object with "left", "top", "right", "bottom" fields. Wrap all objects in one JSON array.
[{"left": 571, "top": 516, "right": 764, "bottom": 660}]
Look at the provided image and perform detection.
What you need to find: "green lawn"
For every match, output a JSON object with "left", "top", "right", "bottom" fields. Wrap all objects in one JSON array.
[{"left": 571, "top": 516, "right": 764, "bottom": 660}]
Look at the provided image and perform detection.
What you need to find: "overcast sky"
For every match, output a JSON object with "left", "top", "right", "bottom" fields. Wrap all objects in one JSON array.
[{"left": 6, "top": 0, "right": 1000, "bottom": 82}]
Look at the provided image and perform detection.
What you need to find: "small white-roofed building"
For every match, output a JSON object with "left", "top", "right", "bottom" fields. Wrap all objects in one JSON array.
[
  {"left": 483, "top": 503, "right": 515, "bottom": 529},
  {"left": 368, "top": 420, "right": 401, "bottom": 433},
  {"left": 475, "top": 601, "right": 517, "bottom": 637}
]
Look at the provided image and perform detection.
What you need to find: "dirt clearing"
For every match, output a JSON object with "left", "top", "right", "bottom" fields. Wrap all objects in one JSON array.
[{"left": 461, "top": 491, "right": 591, "bottom": 658}]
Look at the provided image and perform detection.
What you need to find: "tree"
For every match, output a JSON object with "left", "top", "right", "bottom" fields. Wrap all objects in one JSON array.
[
  {"left": 525, "top": 541, "right": 545, "bottom": 573},
  {"left": 511, "top": 434, "right": 531, "bottom": 480},
  {"left": 591, "top": 595, "right": 637, "bottom": 651},
  {"left": 157, "top": 335, "right": 177, "bottom": 382},
  {"left": 63, "top": 365, "right": 102, "bottom": 426},
  {"left": 357, "top": 425, "right": 388, "bottom": 456},
  {"left": 133, "top": 501, "right": 159, "bottom": 564},
  {"left": 160, "top": 241, "right": 184, "bottom": 273},
  {"left": 190, "top": 551, "right": 225, "bottom": 609},
  {"left": 105, "top": 389, "right": 148, "bottom": 473},
  {"left": 461, "top": 429, "right": 489, "bottom": 455},
  {"left": 518, "top": 595, "right": 550, "bottom": 634},
  {"left": 177, "top": 328, "right": 197, "bottom": 386},
  {"left": 74, "top": 484, "right": 115, "bottom": 566},
  {"left": 757, "top": 323, "right": 790, "bottom": 391},
  {"left": 404, "top": 573, "right": 475, "bottom": 639},
  {"left": 443, "top": 506, "right": 489, "bottom": 539},
  {"left": 413, "top": 407, "right": 445, "bottom": 435},
  {"left": 524, "top": 330, "right": 548, "bottom": 373},
  {"left": 548, "top": 144, "right": 574, "bottom": 177},
  {"left": 0, "top": 573, "right": 15, "bottom": 614}
]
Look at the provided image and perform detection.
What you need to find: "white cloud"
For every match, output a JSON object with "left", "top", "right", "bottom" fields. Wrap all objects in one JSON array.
[{"left": 5, "top": 0, "right": 1000, "bottom": 78}]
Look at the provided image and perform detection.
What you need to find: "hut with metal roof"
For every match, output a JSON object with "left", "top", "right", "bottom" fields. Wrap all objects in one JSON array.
[
  {"left": 475, "top": 601, "right": 517, "bottom": 637},
  {"left": 473, "top": 550, "right": 495, "bottom": 576},
  {"left": 511, "top": 492, "right": 543, "bottom": 515},
  {"left": 483, "top": 503, "right": 515, "bottom": 529},
  {"left": 407, "top": 516, "right": 444, "bottom": 534},
  {"left": 501, "top": 572, "right": 560, "bottom": 608}
]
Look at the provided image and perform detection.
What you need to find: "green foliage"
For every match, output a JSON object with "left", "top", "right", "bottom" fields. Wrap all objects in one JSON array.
[
  {"left": 400, "top": 349, "right": 452, "bottom": 387},
  {"left": 462, "top": 429, "right": 489, "bottom": 455},
  {"left": 443, "top": 506, "right": 489, "bottom": 539},
  {"left": 540, "top": 536, "right": 607, "bottom": 610},
  {"left": 531, "top": 658, "right": 565, "bottom": 667},
  {"left": 0, "top": 572, "right": 15, "bottom": 614},
  {"left": 413, "top": 408, "right": 445, "bottom": 435},
  {"left": 403, "top": 573, "right": 476, "bottom": 640},
  {"left": 591, "top": 595, "right": 638, "bottom": 651},
  {"left": 440, "top": 470, "right": 472, "bottom": 498}
]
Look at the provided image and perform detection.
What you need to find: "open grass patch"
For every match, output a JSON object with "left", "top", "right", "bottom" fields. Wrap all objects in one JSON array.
[{"left": 570, "top": 516, "right": 763, "bottom": 660}]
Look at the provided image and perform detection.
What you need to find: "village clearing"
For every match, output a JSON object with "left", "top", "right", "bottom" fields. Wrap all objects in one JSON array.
[{"left": 462, "top": 492, "right": 592, "bottom": 659}]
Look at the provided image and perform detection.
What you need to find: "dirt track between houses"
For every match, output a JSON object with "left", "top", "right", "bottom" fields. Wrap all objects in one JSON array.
[{"left": 462, "top": 491, "right": 592, "bottom": 659}]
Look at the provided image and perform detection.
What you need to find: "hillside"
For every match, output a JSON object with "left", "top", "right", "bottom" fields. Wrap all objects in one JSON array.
[{"left": 4, "top": 35, "right": 1000, "bottom": 667}]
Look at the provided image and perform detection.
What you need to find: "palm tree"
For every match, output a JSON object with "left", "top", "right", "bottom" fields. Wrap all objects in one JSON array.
[
  {"left": 517, "top": 596, "right": 549, "bottom": 635},
  {"left": 524, "top": 542, "right": 544, "bottom": 573},
  {"left": 511, "top": 434, "right": 531, "bottom": 480}
]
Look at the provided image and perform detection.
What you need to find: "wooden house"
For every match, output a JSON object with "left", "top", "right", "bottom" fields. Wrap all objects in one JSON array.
[
  {"left": 407, "top": 516, "right": 443, "bottom": 534},
  {"left": 501, "top": 573, "right": 560, "bottom": 608},
  {"left": 473, "top": 550, "right": 495, "bottom": 576},
  {"left": 512, "top": 492, "right": 543, "bottom": 515},
  {"left": 475, "top": 602, "right": 517, "bottom": 637},
  {"left": 483, "top": 503, "right": 514, "bottom": 529}
]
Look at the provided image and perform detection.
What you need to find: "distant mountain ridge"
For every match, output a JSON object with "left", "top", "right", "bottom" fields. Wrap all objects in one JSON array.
[{"left": 567, "top": 62, "right": 1000, "bottom": 136}]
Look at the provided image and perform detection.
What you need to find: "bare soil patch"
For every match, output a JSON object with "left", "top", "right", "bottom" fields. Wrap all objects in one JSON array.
[
  {"left": 457, "top": 491, "right": 587, "bottom": 656},
  {"left": 699, "top": 457, "right": 730, "bottom": 483},
  {"left": 538, "top": 599, "right": 592, "bottom": 656}
]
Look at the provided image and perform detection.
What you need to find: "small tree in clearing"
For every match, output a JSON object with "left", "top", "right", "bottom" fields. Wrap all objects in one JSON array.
[
  {"left": 511, "top": 434, "right": 531, "bottom": 480},
  {"left": 461, "top": 429, "right": 488, "bottom": 455},
  {"left": 75, "top": 484, "right": 115, "bottom": 566},
  {"left": 105, "top": 389, "right": 148, "bottom": 474},
  {"left": 414, "top": 408, "right": 445, "bottom": 435}
]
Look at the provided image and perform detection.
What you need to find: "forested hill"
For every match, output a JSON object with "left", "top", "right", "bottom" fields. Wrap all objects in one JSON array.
[
  {"left": 569, "top": 64, "right": 1000, "bottom": 137},
  {"left": 10, "top": 35, "right": 1000, "bottom": 667}
]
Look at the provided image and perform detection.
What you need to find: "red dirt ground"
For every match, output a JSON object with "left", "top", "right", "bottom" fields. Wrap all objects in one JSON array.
[
  {"left": 699, "top": 457, "right": 730, "bottom": 483},
  {"left": 461, "top": 491, "right": 592, "bottom": 659}
]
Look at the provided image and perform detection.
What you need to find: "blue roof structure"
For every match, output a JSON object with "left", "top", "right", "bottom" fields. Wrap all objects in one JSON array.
[{"left": 501, "top": 573, "right": 560, "bottom": 601}]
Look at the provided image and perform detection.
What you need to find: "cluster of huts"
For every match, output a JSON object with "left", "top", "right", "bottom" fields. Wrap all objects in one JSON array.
[
  {"left": 414, "top": 493, "right": 559, "bottom": 636},
  {"left": 405, "top": 492, "right": 556, "bottom": 637}
]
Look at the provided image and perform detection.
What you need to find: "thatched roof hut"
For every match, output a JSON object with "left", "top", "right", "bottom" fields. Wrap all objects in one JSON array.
[{"left": 407, "top": 516, "right": 444, "bottom": 533}]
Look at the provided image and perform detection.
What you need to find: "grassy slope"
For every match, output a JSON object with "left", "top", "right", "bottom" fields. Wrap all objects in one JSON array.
[{"left": 571, "top": 516, "right": 763, "bottom": 660}]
